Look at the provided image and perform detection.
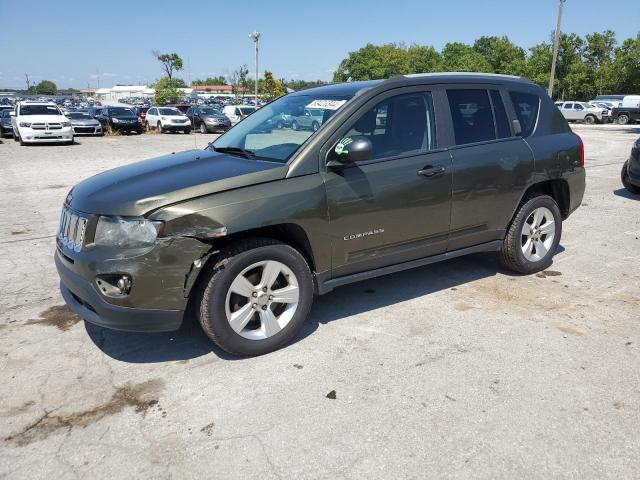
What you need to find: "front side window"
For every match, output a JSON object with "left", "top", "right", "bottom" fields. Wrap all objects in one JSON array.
[
  {"left": 211, "top": 93, "right": 353, "bottom": 163},
  {"left": 509, "top": 91, "right": 540, "bottom": 137},
  {"left": 338, "top": 91, "right": 436, "bottom": 161},
  {"left": 447, "top": 89, "right": 496, "bottom": 145}
]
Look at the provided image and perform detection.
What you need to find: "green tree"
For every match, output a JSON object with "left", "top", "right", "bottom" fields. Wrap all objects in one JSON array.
[
  {"left": 32, "top": 80, "right": 57, "bottom": 95},
  {"left": 333, "top": 43, "right": 411, "bottom": 81},
  {"left": 473, "top": 36, "right": 526, "bottom": 74},
  {"left": 152, "top": 51, "right": 183, "bottom": 84},
  {"left": 192, "top": 76, "right": 227, "bottom": 86},
  {"left": 153, "top": 77, "right": 180, "bottom": 105},
  {"left": 406, "top": 45, "right": 442, "bottom": 73},
  {"left": 441, "top": 43, "right": 492, "bottom": 72},
  {"left": 261, "top": 70, "right": 285, "bottom": 100},
  {"left": 610, "top": 33, "right": 640, "bottom": 94},
  {"left": 230, "top": 65, "right": 249, "bottom": 99}
]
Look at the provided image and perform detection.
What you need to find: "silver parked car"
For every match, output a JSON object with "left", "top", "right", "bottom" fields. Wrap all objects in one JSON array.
[
  {"left": 557, "top": 101, "right": 608, "bottom": 124},
  {"left": 291, "top": 108, "right": 324, "bottom": 131},
  {"left": 66, "top": 111, "right": 103, "bottom": 136}
]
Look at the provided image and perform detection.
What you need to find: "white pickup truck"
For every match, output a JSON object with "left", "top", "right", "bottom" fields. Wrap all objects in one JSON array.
[
  {"left": 555, "top": 101, "right": 608, "bottom": 124},
  {"left": 11, "top": 101, "right": 73, "bottom": 145}
]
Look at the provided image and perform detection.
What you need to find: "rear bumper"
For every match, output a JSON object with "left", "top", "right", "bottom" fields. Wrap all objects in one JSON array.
[{"left": 55, "top": 250, "right": 183, "bottom": 332}]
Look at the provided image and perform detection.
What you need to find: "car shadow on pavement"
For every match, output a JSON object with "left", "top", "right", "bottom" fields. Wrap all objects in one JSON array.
[
  {"left": 86, "top": 251, "right": 557, "bottom": 363},
  {"left": 613, "top": 188, "right": 640, "bottom": 200}
]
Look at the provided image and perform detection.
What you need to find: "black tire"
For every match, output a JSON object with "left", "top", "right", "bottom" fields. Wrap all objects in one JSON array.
[
  {"left": 157, "top": 122, "right": 163, "bottom": 133},
  {"left": 136, "top": 128, "right": 143, "bottom": 135},
  {"left": 184, "top": 128, "right": 191, "bottom": 134},
  {"left": 617, "top": 114, "right": 630, "bottom": 125},
  {"left": 291, "top": 120, "right": 299, "bottom": 131},
  {"left": 19, "top": 133, "right": 25, "bottom": 146},
  {"left": 312, "top": 121, "right": 320, "bottom": 131},
  {"left": 200, "top": 122, "right": 207, "bottom": 134},
  {"left": 197, "top": 238, "right": 313, "bottom": 356},
  {"left": 276, "top": 121, "right": 283, "bottom": 129},
  {"left": 106, "top": 124, "right": 114, "bottom": 135},
  {"left": 621, "top": 160, "right": 640, "bottom": 194},
  {"left": 584, "top": 115, "right": 596, "bottom": 125},
  {"left": 145, "top": 121, "right": 150, "bottom": 132},
  {"left": 13, "top": 130, "right": 19, "bottom": 142},
  {"left": 500, "top": 193, "right": 562, "bottom": 274}
]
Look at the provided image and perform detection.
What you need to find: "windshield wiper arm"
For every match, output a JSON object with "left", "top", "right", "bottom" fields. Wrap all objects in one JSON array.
[{"left": 212, "top": 146, "right": 256, "bottom": 159}]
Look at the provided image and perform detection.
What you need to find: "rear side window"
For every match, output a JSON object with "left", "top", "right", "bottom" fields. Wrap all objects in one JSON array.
[
  {"left": 551, "top": 107, "right": 571, "bottom": 133},
  {"left": 489, "top": 90, "right": 511, "bottom": 138},
  {"left": 509, "top": 92, "right": 540, "bottom": 137},
  {"left": 447, "top": 89, "right": 496, "bottom": 145}
]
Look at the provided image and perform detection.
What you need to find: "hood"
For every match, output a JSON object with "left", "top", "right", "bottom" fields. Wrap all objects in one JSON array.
[
  {"left": 70, "top": 118, "right": 100, "bottom": 126},
  {"left": 202, "top": 114, "right": 230, "bottom": 121},
  {"left": 111, "top": 114, "right": 138, "bottom": 121},
  {"left": 67, "top": 149, "right": 287, "bottom": 216},
  {"left": 21, "top": 114, "right": 68, "bottom": 123}
]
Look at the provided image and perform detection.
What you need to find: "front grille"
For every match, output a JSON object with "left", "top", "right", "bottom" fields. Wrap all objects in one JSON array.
[
  {"left": 31, "top": 123, "right": 46, "bottom": 130},
  {"left": 74, "top": 126, "right": 96, "bottom": 133},
  {"left": 48, "top": 123, "right": 62, "bottom": 130},
  {"left": 58, "top": 207, "right": 88, "bottom": 252},
  {"left": 171, "top": 119, "right": 186, "bottom": 123}
]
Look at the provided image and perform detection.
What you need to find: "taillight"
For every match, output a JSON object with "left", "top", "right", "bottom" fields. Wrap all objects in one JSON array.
[{"left": 578, "top": 137, "right": 584, "bottom": 167}]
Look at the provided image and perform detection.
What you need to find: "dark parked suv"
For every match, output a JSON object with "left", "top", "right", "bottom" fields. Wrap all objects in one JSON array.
[
  {"left": 97, "top": 106, "right": 144, "bottom": 135},
  {"left": 55, "top": 73, "right": 585, "bottom": 356}
]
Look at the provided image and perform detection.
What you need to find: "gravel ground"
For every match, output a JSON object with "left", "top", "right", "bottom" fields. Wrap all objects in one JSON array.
[{"left": 0, "top": 125, "right": 639, "bottom": 479}]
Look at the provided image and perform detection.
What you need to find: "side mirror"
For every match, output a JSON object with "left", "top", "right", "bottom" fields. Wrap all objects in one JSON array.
[
  {"left": 512, "top": 119, "right": 522, "bottom": 136},
  {"left": 329, "top": 135, "right": 373, "bottom": 166}
]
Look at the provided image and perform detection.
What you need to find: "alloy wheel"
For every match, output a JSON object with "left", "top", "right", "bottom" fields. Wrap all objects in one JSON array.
[
  {"left": 224, "top": 260, "right": 300, "bottom": 340},
  {"left": 520, "top": 207, "right": 556, "bottom": 262}
]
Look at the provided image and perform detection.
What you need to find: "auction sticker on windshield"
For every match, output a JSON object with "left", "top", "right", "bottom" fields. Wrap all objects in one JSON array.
[{"left": 305, "top": 99, "right": 347, "bottom": 110}]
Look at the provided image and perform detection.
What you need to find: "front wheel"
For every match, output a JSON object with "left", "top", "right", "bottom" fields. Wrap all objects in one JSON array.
[
  {"left": 197, "top": 238, "right": 313, "bottom": 356},
  {"left": 145, "top": 121, "right": 150, "bottom": 132},
  {"left": 312, "top": 121, "right": 320, "bottom": 131},
  {"left": 584, "top": 115, "right": 596, "bottom": 125},
  {"left": 157, "top": 122, "right": 163, "bottom": 133},
  {"left": 200, "top": 122, "right": 207, "bottom": 134},
  {"left": 291, "top": 120, "right": 299, "bottom": 131},
  {"left": 184, "top": 128, "right": 191, "bottom": 134},
  {"left": 500, "top": 193, "right": 562, "bottom": 274},
  {"left": 621, "top": 160, "right": 640, "bottom": 194}
]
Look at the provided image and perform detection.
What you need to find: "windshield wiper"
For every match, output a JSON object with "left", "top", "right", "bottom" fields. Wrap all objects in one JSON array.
[{"left": 212, "top": 146, "right": 256, "bottom": 159}]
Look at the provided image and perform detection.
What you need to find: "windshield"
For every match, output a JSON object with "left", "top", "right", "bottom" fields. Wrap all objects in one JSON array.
[
  {"left": 238, "top": 107, "right": 256, "bottom": 115},
  {"left": 20, "top": 104, "right": 61, "bottom": 116},
  {"left": 159, "top": 108, "right": 182, "bottom": 116},
  {"left": 67, "top": 112, "right": 91, "bottom": 119},
  {"left": 200, "top": 108, "right": 221, "bottom": 115},
  {"left": 109, "top": 107, "right": 135, "bottom": 116},
  {"left": 211, "top": 94, "right": 352, "bottom": 163}
]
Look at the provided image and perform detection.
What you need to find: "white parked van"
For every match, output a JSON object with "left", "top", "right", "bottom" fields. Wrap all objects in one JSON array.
[{"left": 223, "top": 105, "right": 256, "bottom": 124}]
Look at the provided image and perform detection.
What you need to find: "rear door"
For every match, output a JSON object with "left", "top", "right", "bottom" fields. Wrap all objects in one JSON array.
[
  {"left": 323, "top": 87, "right": 453, "bottom": 277},
  {"left": 445, "top": 87, "right": 535, "bottom": 250}
]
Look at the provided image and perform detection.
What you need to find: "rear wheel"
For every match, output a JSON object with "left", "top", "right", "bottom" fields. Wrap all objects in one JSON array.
[
  {"left": 500, "top": 193, "right": 562, "bottom": 274},
  {"left": 617, "top": 114, "right": 630, "bottom": 125},
  {"left": 197, "top": 238, "right": 313, "bottom": 356},
  {"left": 312, "top": 121, "right": 320, "bottom": 131},
  {"left": 621, "top": 160, "right": 640, "bottom": 194},
  {"left": 291, "top": 120, "right": 299, "bottom": 131}
]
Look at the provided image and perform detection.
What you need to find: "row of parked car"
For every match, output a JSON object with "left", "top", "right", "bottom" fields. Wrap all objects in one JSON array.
[
  {"left": 555, "top": 96, "right": 640, "bottom": 125},
  {"left": 0, "top": 101, "right": 265, "bottom": 144}
]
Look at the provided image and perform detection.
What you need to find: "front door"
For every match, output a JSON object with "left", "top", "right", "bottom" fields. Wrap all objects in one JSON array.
[{"left": 323, "top": 89, "right": 452, "bottom": 278}]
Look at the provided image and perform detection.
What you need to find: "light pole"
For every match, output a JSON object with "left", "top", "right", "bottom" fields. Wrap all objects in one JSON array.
[
  {"left": 249, "top": 31, "right": 261, "bottom": 104},
  {"left": 548, "top": 0, "right": 566, "bottom": 98}
]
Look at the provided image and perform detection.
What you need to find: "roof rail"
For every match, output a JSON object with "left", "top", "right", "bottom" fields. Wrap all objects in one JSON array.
[{"left": 403, "top": 72, "right": 523, "bottom": 80}]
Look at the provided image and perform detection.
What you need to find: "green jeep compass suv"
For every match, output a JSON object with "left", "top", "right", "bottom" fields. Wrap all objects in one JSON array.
[{"left": 55, "top": 73, "right": 586, "bottom": 356}]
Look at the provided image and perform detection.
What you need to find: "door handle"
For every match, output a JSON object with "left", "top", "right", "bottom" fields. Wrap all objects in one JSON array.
[{"left": 417, "top": 165, "right": 445, "bottom": 177}]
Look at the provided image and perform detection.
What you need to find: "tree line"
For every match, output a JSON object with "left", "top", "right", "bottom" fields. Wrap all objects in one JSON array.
[{"left": 333, "top": 31, "right": 640, "bottom": 100}]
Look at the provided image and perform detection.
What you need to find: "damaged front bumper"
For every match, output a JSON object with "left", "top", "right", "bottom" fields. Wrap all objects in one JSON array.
[{"left": 55, "top": 234, "right": 215, "bottom": 333}]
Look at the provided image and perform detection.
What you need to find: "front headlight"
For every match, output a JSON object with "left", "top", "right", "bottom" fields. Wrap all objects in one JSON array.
[
  {"left": 94, "top": 216, "right": 163, "bottom": 247},
  {"left": 19, "top": 122, "right": 31, "bottom": 127},
  {"left": 61, "top": 121, "right": 71, "bottom": 127},
  {"left": 112, "top": 118, "right": 120, "bottom": 123}
]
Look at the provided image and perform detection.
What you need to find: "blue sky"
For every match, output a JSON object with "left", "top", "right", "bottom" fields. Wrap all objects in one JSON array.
[{"left": 1, "top": 0, "right": 638, "bottom": 89}]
